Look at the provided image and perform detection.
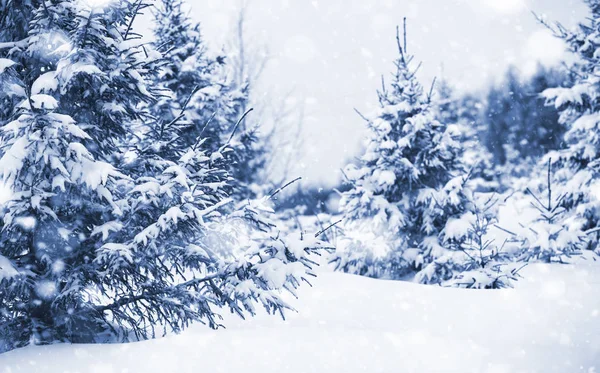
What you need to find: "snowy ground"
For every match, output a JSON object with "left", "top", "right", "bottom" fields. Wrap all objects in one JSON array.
[{"left": 1, "top": 260, "right": 599, "bottom": 373}]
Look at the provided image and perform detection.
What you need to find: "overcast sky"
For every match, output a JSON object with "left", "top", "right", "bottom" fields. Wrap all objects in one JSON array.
[{"left": 139, "top": 0, "right": 588, "bottom": 187}]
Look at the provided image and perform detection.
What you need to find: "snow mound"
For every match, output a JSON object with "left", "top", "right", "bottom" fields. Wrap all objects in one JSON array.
[{"left": 1, "top": 262, "right": 599, "bottom": 372}]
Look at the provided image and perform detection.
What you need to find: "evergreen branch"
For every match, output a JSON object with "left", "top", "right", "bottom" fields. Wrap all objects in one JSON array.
[
  {"left": 493, "top": 224, "right": 517, "bottom": 237},
  {"left": 160, "top": 86, "right": 200, "bottom": 138},
  {"left": 42, "top": 0, "right": 54, "bottom": 28},
  {"left": 223, "top": 108, "right": 254, "bottom": 147},
  {"left": 192, "top": 113, "right": 217, "bottom": 151},
  {"left": 409, "top": 61, "right": 423, "bottom": 80},
  {"left": 532, "top": 11, "right": 568, "bottom": 39},
  {"left": 339, "top": 168, "right": 356, "bottom": 186},
  {"left": 268, "top": 177, "right": 302, "bottom": 200},
  {"left": 427, "top": 77, "right": 437, "bottom": 103},
  {"left": 124, "top": 0, "right": 144, "bottom": 41},
  {"left": 457, "top": 244, "right": 478, "bottom": 264},
  {"left": 403, "top": 17, "right": 408, "bottom": 54},
  {"left": 395, "top": 25, "right": 404, "bottom": 59},
  {"left": 354, "top": 108, "right": 369, "bottom": 122},
  {"left": 314, "top": 219, "right": 343, "bottom": 239},
  {"left": 552, "top": 193, "right": 567, "bottom": 213},
  {"left": 528, "top": 200, "right": 549, "bottom": 217},
  {"left": 585, "top": 226, "right": 600, "bottom": 235},
  {"left": 547, "top": 158, "right": 552, "bottom": 210},
  {"left": 525, "top": 187, "right": 547, "bottom": 213},
  {"left": 94, "top": 273, "right": 223, "bottom": 314}
]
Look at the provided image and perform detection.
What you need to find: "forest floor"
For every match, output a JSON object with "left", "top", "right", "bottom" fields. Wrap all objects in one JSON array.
[{"left": 1, "top": 258, "right": 599, "bottom": 373}]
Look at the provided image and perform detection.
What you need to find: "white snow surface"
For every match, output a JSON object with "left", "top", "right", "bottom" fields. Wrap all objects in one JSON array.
[{"left": 1, "top": 261, "right": 600, "bottom": 372}]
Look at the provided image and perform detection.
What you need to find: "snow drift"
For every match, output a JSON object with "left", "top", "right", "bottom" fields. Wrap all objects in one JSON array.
[{"left": 1, "top": 261, "right": 599, "bottom": 373}]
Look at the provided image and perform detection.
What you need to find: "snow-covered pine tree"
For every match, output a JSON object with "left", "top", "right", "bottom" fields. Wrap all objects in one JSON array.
[
  {"left": 106, "top": 113, "right": 329, "bottom": 341},
  {"left": 418, "top": 193, "right": 522, "bottom": 289},
  {"left": 230, "top": 122, "right": 269, "bottom": 199},
  {"left": 151, "top": 0, "right": 266, "bottom": 201},
  {"left": 519, "top": 160, "right": 586, "bottom": 263},
  {"left": 224, "top": 4, "right": 272, "bottom": 201},
  {"left": 335, "top": 23, "right": 473, "bottom": 282},
  {"left": 520, "top": 66, "right": 568, "bottom": 159},
  {"left": 435, "top": 75, "right": 460, "bottom": 130},
  {"left": 151, "top": 0, "right": 243, "bottom": 155},
  {"left": 0, "top": 0, "right": 38, "bottom": 124},
  {"left": 435, "top": 78, "right": 494, "bottom": 191},
  {"left": 0, "top": 0, "right": 329, "bottom": 353},
  {"left": 0, "top": 0, "right": 157, "bottom": 350},
  {"left": 540, "top": 2, "right": 600, "bottom": 253},
  {"left": 483, "top": 66, "right": 568, "bottom": 191}
]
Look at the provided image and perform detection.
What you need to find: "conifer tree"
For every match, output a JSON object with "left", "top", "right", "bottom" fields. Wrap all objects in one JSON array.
[
  {"left": 541, "top": 1, "right": 600, "bottom": 252},
  {"left": 519, "top": 160, "right": 585, "bottom": 263},
  {"left": 224, "top": 4, "right": 271, "bottom": 200},
  {"left": 335, "top": 23, "right": 473, "bottom": 282},
  {"left": 0, "top": 0, "right": 156, "bottom": 349},
  {"left": 151, "top": 0, "right": 266, "bottom": 201},
  {"left": 0, "top": 0, "right": 329, "bottom": 353},
  {"left": 418, "top": 193, "right": 522, "bottom": 289},
  {"left": 0, "top": 0, "right": 37, "bottom": 123},
  {"left": 484, "top": 66, "right": 568, "bottom": 170},
  {"left": 435, "top": 78, "right": 494, "bottom": 190},
  {"left": 151, "top": 0, "right": 243, "bottom": 155},
  {"left": 486, "top": 72, "right": 517, "bottom": 172}
]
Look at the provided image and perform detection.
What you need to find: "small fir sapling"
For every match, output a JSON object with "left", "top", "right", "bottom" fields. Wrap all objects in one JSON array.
[
  {"left": 519, "top": 159, "right": 586, "bottom": 263},
  {"left": 420, "top": 193, "right": 525, "bottom": 289}
]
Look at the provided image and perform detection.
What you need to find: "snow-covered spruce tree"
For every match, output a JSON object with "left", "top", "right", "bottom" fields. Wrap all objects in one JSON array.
[
  {"left": 0, "top": 0, "right": 154, "bottom": 350},
  {"left": 518, "top": 160, "right": 586, "bottom": 263},
  {"left": 150, "top": 0, "right": 266, "bottom": 201},
  {"left": 109, "top": 113, "right": 329, "bottom": 341},
  {"left": 482, "top": 67, "right": 535, "bottom": 192},
  {"left": 230, "top": 122, "right": 269, "bottom": 199},
  {"left": 435, "top": 78, "right": 495, "bottom": 191},
  {"left": 540, "top": 3, "right": 600, "bottom": 253},
  {"left": 224, "top": 5, "right": 272, "bottom": 201},
  {"left": 0, "top": 0, "right": 38, "bottom": 125},
  {"left": 150, "top": 0, "right": 243, "bottom": 155},
  {"left": 483, "top": 66, "right": 568, "bottom": 191},
  {"left": 335, "top": 24, "right": 475, "bottom": 282},
  {"left": 417, "top": 194, "right": 523, "bottom": 289},
  {"left": 0, "top": 0, "right": 329, "bottom": 353}
]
